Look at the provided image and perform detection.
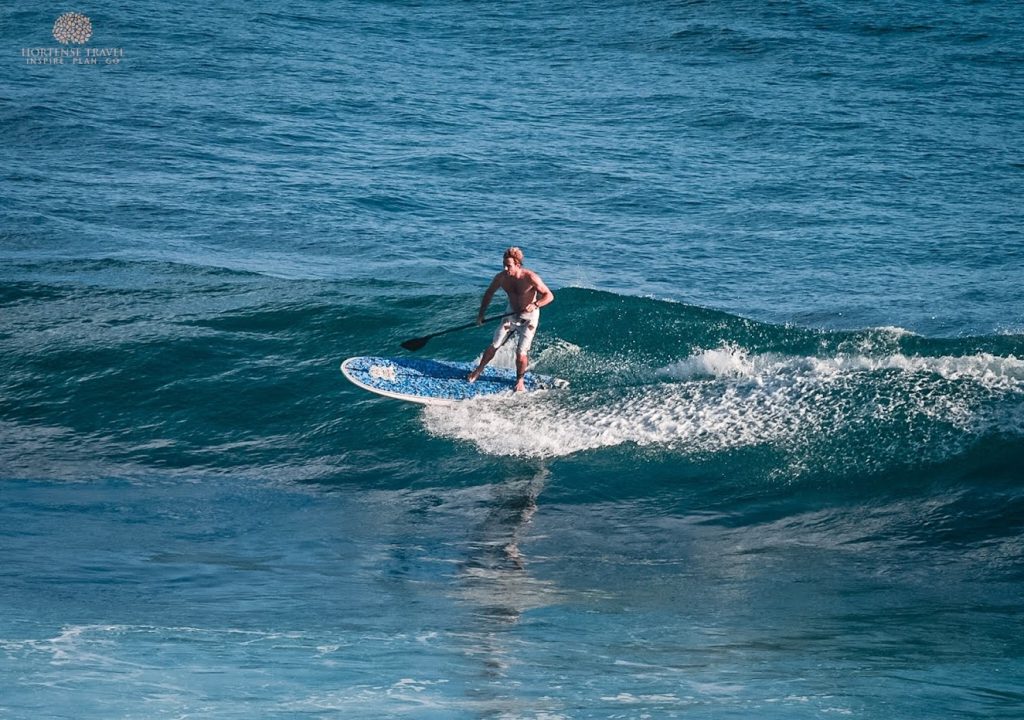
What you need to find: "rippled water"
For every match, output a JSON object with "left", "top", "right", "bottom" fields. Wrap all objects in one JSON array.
[{"left": 3, "top": 0, "right": 1023, "bottom": 717}]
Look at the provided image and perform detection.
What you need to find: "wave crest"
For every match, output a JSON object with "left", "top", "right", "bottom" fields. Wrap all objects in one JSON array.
[{"left": 423, "top": 344, "right": 1024, "bottom": 469}]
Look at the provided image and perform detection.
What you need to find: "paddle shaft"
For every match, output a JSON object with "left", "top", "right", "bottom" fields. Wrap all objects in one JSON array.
[{"left": 401, "top": 311, "right": 516, "bottom": 351}]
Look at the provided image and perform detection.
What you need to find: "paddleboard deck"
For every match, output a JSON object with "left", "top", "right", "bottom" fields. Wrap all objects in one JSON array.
[{"left": 341, "top": 356, "right": 568, "bottom": 405}]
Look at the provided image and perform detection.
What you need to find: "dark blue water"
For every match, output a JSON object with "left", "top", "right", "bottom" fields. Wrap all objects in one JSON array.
[{"left": 2, "top": 1, "right": 1023, "bottom": 717}]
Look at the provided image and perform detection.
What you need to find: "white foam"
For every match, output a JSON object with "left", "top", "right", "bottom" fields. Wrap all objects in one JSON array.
[
  {"left": 872, "top": 325, "right": 917, "bottom": 337},
  {"left": 424, "top": 382, "right": 816, "bottom": 458},
  {"left": 422, "top": 346, "right": 1024, "bottom": 460},
  {"left": 658, "top": 343, "right": 759, "bottom": 380},
  {"left": 661, "top": 346, "right": 1024, "bottom": 388},
  {"left": 534, "top": 339, "right": 582, "bottom": 365},
  {"left": 601, "top": 692, "right": 683, "bottom": 704}
]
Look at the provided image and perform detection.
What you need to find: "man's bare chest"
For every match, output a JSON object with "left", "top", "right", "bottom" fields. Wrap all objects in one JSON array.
[{"left": 499, "top": 275, "right": 534, "bottom": 295}]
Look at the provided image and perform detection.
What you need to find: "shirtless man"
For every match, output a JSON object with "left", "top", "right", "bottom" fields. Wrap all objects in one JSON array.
[{"left": 467, "top": 247, "right": 554, "bottom": 392}]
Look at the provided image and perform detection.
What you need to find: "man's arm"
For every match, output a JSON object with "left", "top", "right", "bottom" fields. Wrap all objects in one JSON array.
[
  {"left": 477, "top": 273, "right": 502, "bottom": 323},
  {"left": 528, "top": 272, "right": 554, "bottom": 311}
]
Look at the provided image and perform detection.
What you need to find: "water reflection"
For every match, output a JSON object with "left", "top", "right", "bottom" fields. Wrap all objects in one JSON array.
[{"left": 453, "top": 466, "right": 559, "bottom": 624}]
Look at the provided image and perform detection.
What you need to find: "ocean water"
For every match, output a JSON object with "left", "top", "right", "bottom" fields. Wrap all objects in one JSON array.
[{"left": 2, "top": 1, "right": 1024, "bottom": 718}]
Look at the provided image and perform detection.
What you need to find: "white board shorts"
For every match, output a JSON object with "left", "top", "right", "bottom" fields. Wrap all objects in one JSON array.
[{"left": 491, "top": 308, "right": 540, "bottom": 355}]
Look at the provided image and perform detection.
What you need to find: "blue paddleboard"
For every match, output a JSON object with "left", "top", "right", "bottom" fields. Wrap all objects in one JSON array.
[{"left": 341, "top": 356, "right": 568, "bottom": 405}]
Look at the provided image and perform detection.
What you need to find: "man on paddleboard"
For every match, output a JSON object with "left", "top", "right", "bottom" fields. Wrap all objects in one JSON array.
[{"left": 467, "top": 246, "right": 554, "bottom": 392}]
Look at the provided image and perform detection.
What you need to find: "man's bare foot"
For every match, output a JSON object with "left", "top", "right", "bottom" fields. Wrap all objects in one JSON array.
[
  {"left": 514, "top": 378, "right": 526, "bottom": 392},
  {"left": 467, "top": 368, "right": 481, "bottom": 383}
]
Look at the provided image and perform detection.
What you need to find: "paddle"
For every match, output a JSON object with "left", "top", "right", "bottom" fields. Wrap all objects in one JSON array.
[{"left": 401, "top": 312, "right": 515, "bottom": 352}]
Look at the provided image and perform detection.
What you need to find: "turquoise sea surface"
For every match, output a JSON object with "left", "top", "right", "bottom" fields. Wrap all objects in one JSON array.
[{"left": 2, "top": 1, "right": 1023, "bottom": 717}]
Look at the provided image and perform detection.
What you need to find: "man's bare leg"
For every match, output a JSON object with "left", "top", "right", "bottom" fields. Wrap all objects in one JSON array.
[
  {"left": 467, "top": 346, "right": 497, "bottom": 383},
  {"left": 515, "top": 353, "right": 528, "bottom": 392}
]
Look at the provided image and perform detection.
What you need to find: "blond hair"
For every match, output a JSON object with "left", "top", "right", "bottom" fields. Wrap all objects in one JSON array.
[{"left": 503, "top": 246, "right": 524, "bottom": 265}]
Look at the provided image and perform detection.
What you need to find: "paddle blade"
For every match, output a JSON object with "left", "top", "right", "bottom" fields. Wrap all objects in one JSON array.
[{"left": 401, "top": 336, "right": 430, "bottom": 352}]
